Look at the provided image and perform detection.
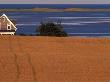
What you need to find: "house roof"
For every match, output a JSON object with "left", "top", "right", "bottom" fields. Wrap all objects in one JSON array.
[{"left": 0, "top": 14, "right": 17, "bottom": 31}]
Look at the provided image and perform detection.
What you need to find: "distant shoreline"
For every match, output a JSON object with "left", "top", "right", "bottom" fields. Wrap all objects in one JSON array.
[{"left": 1, "top": 8, "right": 110, "bottom": 12}]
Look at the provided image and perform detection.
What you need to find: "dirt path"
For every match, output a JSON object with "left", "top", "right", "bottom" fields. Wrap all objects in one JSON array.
[{"left": 9, "top": 36, "right": 37, "bottom": 82}]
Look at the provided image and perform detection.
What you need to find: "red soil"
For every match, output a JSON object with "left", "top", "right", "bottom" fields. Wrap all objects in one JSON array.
[{"left": 0, "top": 36, "right": 110, "bottom": 82}]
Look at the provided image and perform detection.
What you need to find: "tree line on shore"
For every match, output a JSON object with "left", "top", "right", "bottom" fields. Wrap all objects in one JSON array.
[{"left": 16, "top": 20, "right": 68, "bottom": 37}]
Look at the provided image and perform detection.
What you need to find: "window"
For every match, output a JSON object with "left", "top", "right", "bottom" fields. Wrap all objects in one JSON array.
[
  {"left": 2, "top": 17, "right": 5, "bottom": 22},
  {"left": 7, "top": 24, "right": 11, "bottom": 30},
  {"left": 8, "top": 26, "right": 11, "bottom": 29}
]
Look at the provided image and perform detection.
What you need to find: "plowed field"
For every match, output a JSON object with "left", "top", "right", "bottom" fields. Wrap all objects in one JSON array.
[{"left": 0, "top": 36, "right": 110, "bottom": 82}]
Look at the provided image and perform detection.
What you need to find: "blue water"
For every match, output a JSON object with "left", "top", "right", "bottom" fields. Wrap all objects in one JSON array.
[
  {"left": 1, "top": 4, "right": 110, "bottom": 36},
  {"left": 0, "top": 4, "right": 110, "bottom": 9}
]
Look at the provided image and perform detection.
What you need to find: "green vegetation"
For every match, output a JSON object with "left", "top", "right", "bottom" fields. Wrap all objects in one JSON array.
[{"left": 37, "top": 21, "right": 68, "bottom": 37}]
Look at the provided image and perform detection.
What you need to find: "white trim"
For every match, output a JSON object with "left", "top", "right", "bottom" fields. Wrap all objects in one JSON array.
[{"left": 0, "top": 32, "right": 15, "bottom": 35}]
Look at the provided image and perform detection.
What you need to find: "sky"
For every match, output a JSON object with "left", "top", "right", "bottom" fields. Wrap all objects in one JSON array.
[{"left": 0, "top": 0, "right": 110, "bottom": 4}]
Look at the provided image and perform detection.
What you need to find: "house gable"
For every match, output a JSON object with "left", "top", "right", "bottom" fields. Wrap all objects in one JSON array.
[
  {"left": 0, "top": 14, "right": 17, "bottom": 31},
  {"left": 0, "top": 14, "right": 17, "bottom": 35}
]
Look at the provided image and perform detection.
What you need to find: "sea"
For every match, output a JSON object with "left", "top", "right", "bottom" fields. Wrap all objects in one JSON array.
[{"left": 1, "top": 4, "right": 110, "bottom": 36}]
